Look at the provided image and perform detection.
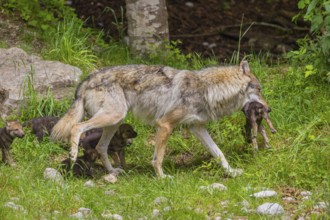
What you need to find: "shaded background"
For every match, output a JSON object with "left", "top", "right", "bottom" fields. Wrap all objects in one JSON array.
[{"left": 72, "top": 0, "right": 309, "bottom": 61}]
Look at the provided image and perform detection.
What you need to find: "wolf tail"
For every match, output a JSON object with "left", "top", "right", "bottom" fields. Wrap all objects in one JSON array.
[{"left": 51, "top": 98, "right": 84, "bottom": 143}]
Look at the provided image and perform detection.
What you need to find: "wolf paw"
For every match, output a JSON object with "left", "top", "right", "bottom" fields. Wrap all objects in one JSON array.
[
  {"left": 226, "top": 168, "right": 243, "bottom": 178},
  {"left": 110, "top": 168, "right": 124, "bottom": 176},
  {"left": 160, "top": 174, "right": 173, "bottom": 179}
]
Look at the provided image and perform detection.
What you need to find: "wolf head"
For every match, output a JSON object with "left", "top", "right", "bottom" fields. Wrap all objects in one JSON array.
[
  {"left": 5, "top": 121, "right": 25, "bottom": 138},
  {"left": 240, "top": 61, "right": 271, "bottom": 113}
]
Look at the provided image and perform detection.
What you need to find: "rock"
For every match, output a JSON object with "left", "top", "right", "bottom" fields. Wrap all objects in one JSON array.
[
  {"left": 103, "top": 173, "right": 118, "bottom": 183},
  {"left": 0, "top": 47, "right": 82, "bottom": 118},
  {"left": 77, "top": 207, "right": 91, "bottom": 216},
  {"left": 152, "top": 208, "right": 160, "bottom": 217},
  {"left": 300, "top": 191, "right": 312, "bottom": 196},
  {"left": 256, "top": 203, "right": 285, "bottom": 215},
  {"left": 43, "top": 168, "right": 64, "bottom": 185},
  {"left": 163, "top": 206, "right": 171, "bottom": 212},
  {"left": 70, "top": 212, "right": 84, "bottom": 218},
  {"left": 154, "top": 196, "right": 168, "bottom": 205},
  {"left": 199, "top": 183, "right": 227, "bottom": 191},
  {"left": 210, "top": 183, "right": 227, "bottom": 191},
  {"left": 84, "top": 180, "right": 95, "bottom": 187},
  {"left": 241, "top": 200, "right": 250, "bottom": 208},
  {"left": 250, "top": 190, "right": 277, "bottom": 198},
  {"left": 70, "top": 208, "right": 91, "bottom": 218},
  {"left": 112, "top": 214, "right": 123, "bottom": 220},
  {"left": 104, "top": 190, "right": 116, "bottom": 195},
  {"left": 314, "top": 201, "right": 327, "bottom": 210},
  {"left": 101, "top": 210, "right": 112, "bottom": 218},
  {"left": 4, "top": 202, "right": 26, "bottom": 212},
  {"left": 283, "top": 197, "right": 296, "bottom": 203}
]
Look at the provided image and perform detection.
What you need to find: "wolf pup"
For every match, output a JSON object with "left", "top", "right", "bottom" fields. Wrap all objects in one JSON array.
[
  {"left": 24, "top": 116, "right": 59, "bottom": 142},
  {"left": 59, "top": 148, "right": 100, "bottom": 178},
  {"left": 81, "top": 123, "right": 137, "bottom": 169},
  {"left": 243, "top": 101, "right": 276, "bottom": 151},
  {"left": 51, "top": 61, "right": 270, "bottom": 178},
  {"left": 0, "top": 121, "right": 25, "bottom": 166}
]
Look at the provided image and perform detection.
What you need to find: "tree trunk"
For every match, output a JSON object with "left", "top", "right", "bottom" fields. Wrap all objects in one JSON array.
[{"left": 125, "top": 0, "right": 169, "bottom": 56}]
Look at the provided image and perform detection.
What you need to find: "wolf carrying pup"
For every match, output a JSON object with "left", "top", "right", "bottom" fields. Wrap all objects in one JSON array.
[
  {"left": 0, "top": 121, "right": 25, "bottom": 166},
  {"left": 51, "top": 61, "right": 270, "bottom": 178}
]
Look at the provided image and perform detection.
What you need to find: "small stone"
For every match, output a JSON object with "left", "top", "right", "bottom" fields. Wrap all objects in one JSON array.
[
  {"left": 154, "top": 196, "right": 168, "bottom": 205},
  {"left": 241, "top": 200, "right": 250, "bottom": 208},
  {"left": 103, "top": 174, "right": 118, "bottom": 183},
  {"left": 43, "top": 168, "right": 64, "bottom": 185},
  {"left": 208, "top": 43, "right": 217, "bottom": 48},
  {"left": 251, "top": 190, "right": 277, "bottom": 198},
  {"left": 283, "top": 197, "right": 295, "bottom": 203},
  {"left": 78, "top": 207, "right": 91, "bottom": 216},
  {"left": 152, "top": 209, "right": 160, "bottom": 217},
  {"left": 314, "top": 201, "right": 327, "bottom": 210},
  {"left": 104, "top": 190, "right": 116, "bottom": 195},
  {"left": 220, "top": 200, "right": 230, "bottom": 207},
  {"left": 84, "top": 180, "right": 95, "bottom": 187},
  {"left": 185, "top": 2, "right": 194, "bottom": 7},
  {"left": 210, "top": 183, "right": 227, "bottom": 191},
  {"left": 199, "top": 185, "right": 208, "bottom": 190},
  {"left": 163, "top": 206, "right": 171, "bottom": 212},
  {"left": 70, "top": 212, "right": 84, "bottom": 218},
  {"left": 112, "top": 214, "right": 123, "bottom": 220},
  {"left": 101, "top": 210, "right": 112, "bottom": 218},
  {"left": 300, "top": 191, "right": 312, "bottom": 196},
  {"left": 4, "top": 202, "right": 25, "bottom": 212},
  {"left": 256, "top": 203, "right": 285, "bottom": 215}
]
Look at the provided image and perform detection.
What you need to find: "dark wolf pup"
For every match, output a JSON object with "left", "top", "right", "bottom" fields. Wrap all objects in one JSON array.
[
  {"left": 59, "top": 148, "right": 100, "bottom": 178},
  {"left": 243, "top": 101, "right": 277, "bottom": 151},
  {"left": 23, "top": 116, "right": 59, "bottom": 142},
  {"left": 0, "top": 121, "right": 25, "bottom": 166},
  {"left": 51, "top": 61, "right": 270, "bottom": 178},
  {"left": 81, "top": 123, "right": 137, "bottom": 169}
]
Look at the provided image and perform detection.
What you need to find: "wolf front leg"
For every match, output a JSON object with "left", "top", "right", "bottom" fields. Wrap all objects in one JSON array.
[
  {"left": 1, "top": 146, "right": 16, "bottom": 166},
  {"left": 189, "top": 125, "right": 243, "bottom": 177}
]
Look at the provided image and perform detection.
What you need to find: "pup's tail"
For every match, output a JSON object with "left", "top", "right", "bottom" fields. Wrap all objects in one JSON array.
[{"left": 51, "top": 98, "right": 84, "bottom": 143}]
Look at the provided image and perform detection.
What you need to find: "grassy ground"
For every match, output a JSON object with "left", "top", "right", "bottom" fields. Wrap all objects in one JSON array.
[{"left": 0, "top": 13, "right": 329, "bottom": 220}]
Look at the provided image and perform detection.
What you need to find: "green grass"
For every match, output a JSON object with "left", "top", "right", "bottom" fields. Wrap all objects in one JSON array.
[{"left": 1, "top": 56, "right": 329, "bottom": 219}]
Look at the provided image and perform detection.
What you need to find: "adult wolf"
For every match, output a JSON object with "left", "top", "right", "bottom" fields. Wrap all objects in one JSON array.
[{"left": 51, "top": 61, "right": 270, "bottom": 178}]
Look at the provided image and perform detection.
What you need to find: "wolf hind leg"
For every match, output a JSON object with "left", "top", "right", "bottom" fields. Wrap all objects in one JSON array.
[
  {"left": 70, "top": 111, "right": 126, "bottom": 173},
  {"left": 189, "top": 125, "right": 243, "bottom": 177}
]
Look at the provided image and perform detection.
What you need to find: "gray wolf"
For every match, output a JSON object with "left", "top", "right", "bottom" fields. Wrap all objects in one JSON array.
[
  {"left": 51, "top": 61, "right": 270, "bottom": 178},
  {"left": 59, "top": 148, "right": 100, "bottom": 178},
  {"left": 23, "top": 116, "right": 59, "bottom": 142},
  {"left": 0, "top": 121, "right": 25, "bottom": 166},
  {"left": 242, "top": 101, "right": 276, "bottom": 151},
  {"left": 81, "top": 123, "right": 137, "bottom": 169}
]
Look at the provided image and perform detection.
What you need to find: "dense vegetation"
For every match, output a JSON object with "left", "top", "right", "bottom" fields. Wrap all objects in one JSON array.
[{"left": 0, "top": 1, "right": 329, "bottom": 219}]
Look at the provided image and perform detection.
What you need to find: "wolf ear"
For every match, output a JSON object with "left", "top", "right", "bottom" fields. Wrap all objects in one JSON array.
[{"left": 240, "top": 60, "right": 250, "bottom": 75}]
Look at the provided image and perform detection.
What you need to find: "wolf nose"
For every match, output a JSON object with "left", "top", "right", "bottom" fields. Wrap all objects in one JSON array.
[{"left": 267, "top": 107, "right": 271, "bottom": 113}]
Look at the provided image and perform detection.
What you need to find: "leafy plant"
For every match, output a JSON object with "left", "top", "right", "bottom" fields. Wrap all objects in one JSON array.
[
  {"left": 1, "top": 0, "right": 75, "bottom": 32},
  {"left": 289, "top": 0, "right": 330, "bottom": 81},
  {"left": 44, "top": 18, "right": 97, "bottom": 75}
]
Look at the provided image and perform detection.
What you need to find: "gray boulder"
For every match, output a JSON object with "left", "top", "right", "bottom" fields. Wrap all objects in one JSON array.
[{"left": 0, "top": 47, "right": 82, "bottom": 118}]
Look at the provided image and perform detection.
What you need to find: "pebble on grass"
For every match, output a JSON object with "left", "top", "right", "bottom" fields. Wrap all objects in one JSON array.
[{"left": 256, "top": 203, "right": 285, "bottom": 215}]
